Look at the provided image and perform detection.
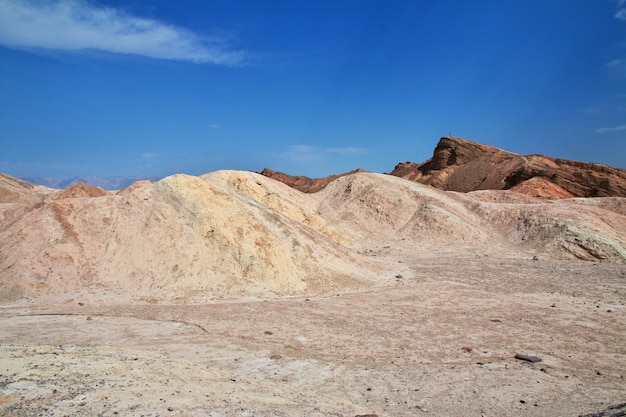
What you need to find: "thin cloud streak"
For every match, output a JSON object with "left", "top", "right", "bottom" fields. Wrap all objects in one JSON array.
[
  {"left": 595, "top": 124, "right": 626, "bottom": 133},
  {"left": 281, "top": 144, "right": 371, "bottom": 163},
  {"left": 326, "top": 147, "right": 370, "bottom": 155},
  {"left": 616, "top": 0, "right": 626, "bottom": 20},
  {"left": 0, "top": 0, "right": 243, "bottom": 64}
]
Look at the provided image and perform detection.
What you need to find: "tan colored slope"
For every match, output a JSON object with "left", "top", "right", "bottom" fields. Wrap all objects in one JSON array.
[
  {"left": 316, "top": 172, "right": 495, "bottom": 246},
  {"left": 313, "top": 172, "right": 626, "bottom": 262},
  {"left": 0, "top": 172, "right": 54, "bottom": 204},
  {"left": 469, "top": 192, "right": 626, "bottom": 262},
  {"left": 0, "top": 173, "right": 379, "bottom": 303},
  {"left": 201, "top": 170, "right": 327, "bottom": 232},
  {"left": 1, "top": 170, "right": 625, "bottom": 305}
]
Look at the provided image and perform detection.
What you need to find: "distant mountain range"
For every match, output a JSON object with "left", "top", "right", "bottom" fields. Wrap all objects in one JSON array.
[{"left": 20, "top": 175, "right": 162, "bottom": 190}]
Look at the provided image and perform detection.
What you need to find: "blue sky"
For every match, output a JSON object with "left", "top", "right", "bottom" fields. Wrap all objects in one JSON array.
[{"left": 1, "top": 0, "right": 625, "bottom": 179}]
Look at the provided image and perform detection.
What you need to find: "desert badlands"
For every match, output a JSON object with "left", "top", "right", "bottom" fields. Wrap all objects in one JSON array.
[{"left": 0, "top": 137, "right": 625, "bottom": 416}]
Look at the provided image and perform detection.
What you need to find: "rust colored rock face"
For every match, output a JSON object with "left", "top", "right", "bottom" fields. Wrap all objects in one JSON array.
[
  {"left": 263, "top": 136, "right": 626, "bottom": 198},
  {"left": 47, "top": 182, "right": 109, "bottom": 200},
  {"left": 389, "top": 136, "right": 626, "bottom": 198},
  {"left": 260, "top": 167, "right": 367, "bottom": 193}
]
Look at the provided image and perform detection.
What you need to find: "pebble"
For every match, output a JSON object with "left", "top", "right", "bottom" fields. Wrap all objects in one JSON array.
[{"left": 515, "top": 354, "right": 542, "bottom": 363}]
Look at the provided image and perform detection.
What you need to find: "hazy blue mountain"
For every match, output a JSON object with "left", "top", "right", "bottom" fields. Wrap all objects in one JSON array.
[{"left": 21, "top": 175, "right": 162, "bottom": 190}]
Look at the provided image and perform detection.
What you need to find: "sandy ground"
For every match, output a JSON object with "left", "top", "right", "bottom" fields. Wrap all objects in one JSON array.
[{"left": 1, "top": 244, "right": 625, "bottom": 417}]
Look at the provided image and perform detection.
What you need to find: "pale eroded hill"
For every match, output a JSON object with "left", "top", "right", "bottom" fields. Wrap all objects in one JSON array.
[
  {"left": 0, "top": 172, "right": 379, "bottom": 303},
  {"left": 0, "top": 170, "right": 625, "bottom": 305}
]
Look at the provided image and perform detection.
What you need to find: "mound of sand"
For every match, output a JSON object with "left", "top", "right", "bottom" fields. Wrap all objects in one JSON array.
[
  {"left": 0, "top": 172, "right": 379, "bottom": 304},
  {"left": 316, "top": 172, "right": 493, "bottom": 246},
  {"left": 46, "top": 182, "right": 108, "bottom": 200},
  {"left": 1, "top": 168, "right": 625, "bottom": 305}
]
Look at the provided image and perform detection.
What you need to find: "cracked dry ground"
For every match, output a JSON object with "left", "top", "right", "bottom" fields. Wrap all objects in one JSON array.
[{"left": 1, "top": 246, "right": 625, "bottom": 417}]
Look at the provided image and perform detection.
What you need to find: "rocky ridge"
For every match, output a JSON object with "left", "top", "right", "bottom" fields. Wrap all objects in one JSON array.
[
  {"left": 261, "top": 136, "right": 626, "bottom": 199},
  {"left": 389, "top": 136, "right": 626, "bottom": 198}
]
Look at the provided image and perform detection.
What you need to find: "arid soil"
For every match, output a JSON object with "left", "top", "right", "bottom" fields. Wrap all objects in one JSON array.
[
  {"left": 1, "top": 247, "right": 625, "bottom": 416},
  {"left": 1, "top": 165, "right": 625, "bottom": 416}
]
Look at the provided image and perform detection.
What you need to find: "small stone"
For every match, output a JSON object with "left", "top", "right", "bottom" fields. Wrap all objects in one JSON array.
[
  {"left": 533, "top": 255, "right": 539, "bottom": 261},
  {"left": 264, "top": 331, "right": 273, "bottom": 335},
  {"left": 395, "top": 274, "right": 403, "bottom": 279},
  {"left": 596, "top": 370, "right": 603, "bottom": 376},
  {"left": 607, "top": 309, "right": 612, "bottom": 313},
  {"left": 520, "top": 400, "right": 526, "bottom": 404},
  {"left": 86, "top": 316, "right": 92, "bottom": 321},
  {"left": 269, "top": 355, "right": 282, "bottom": 360},
  {"left": 515, "top": 354, "right": 542, "bottom": 363}
]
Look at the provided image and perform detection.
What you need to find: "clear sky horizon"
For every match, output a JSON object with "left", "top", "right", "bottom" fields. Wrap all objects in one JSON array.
[{"left": 1, "top": 0, "right": 625, "bottom": 180}]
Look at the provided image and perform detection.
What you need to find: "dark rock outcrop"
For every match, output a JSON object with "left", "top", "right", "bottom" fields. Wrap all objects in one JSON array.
[
  {"left": 259, "top": 168, "right": 368, "bottom": 193},
  {"left": 389, "top": 136, "right": 626, "bottom": 198}
]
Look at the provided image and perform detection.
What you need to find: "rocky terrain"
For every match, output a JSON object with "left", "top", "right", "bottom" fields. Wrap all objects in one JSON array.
[
  {"left": 1, "top": 141, "right": 625, "bottom": 416},
  {"left": 389, "top": 136, "right": 626, "bottom": 198},
  {"left": 262, "top": 137, "right": 626, "bottom": 199}
]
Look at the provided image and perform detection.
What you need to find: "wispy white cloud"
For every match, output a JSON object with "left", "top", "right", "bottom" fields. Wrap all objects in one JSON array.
[
  {"left": 210, "top": 124, "right": 220, "bottom": 129},
  {"left": 141, "top": 152, "right": 160, "bottom": 160},
  {"left": 281, "top": 144, "right": 371, "bottom": 163},
  {"left": 326, "top": 146, "right": 370, "bottom": 155},
  {"left": 616, "top": 0, "right": 626, "bottom": 20},
  {"left": 606, "top": 59, "right": 623, "bottom": 67},
  {"left": 0, "top": 0, "right": 243, "bottom": 64},
  {"left": 283, "top": 145, "right": 322, "bottom": 162},
  {"left": 595, "top": 124, "right": 626, "bottom": 133}
]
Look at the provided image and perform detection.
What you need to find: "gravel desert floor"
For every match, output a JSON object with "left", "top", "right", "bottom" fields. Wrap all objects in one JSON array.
[{"left": 1, "top": 244, "right": 625, "bottom": 417}]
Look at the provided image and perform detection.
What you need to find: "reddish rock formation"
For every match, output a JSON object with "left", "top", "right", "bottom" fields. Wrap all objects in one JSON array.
[
  {"left": 389, "top": 136, "right": 626, "bottom": 198},
  {"left": 259, "top": 168, "right": 368, "bottom": 193},
  {"left": 47, "top": 182, "right": 109, "bottom": 200}
]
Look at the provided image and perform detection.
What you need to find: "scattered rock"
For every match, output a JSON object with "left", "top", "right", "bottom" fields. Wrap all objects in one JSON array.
[
  {"left": 515, "top": 354, "right": 542, "bottom": 363},
  {"left": 269, "top": 355, "right": 282, "bottom": 360},
  {"left": 579, "top": 402, "right": 626, "bottom": 417},
  {"left": 462, "top": 346, "right": 473, "bottom": 353},
  {"left": 264, "top": 331, "right": 274, "bottom": 335}
]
